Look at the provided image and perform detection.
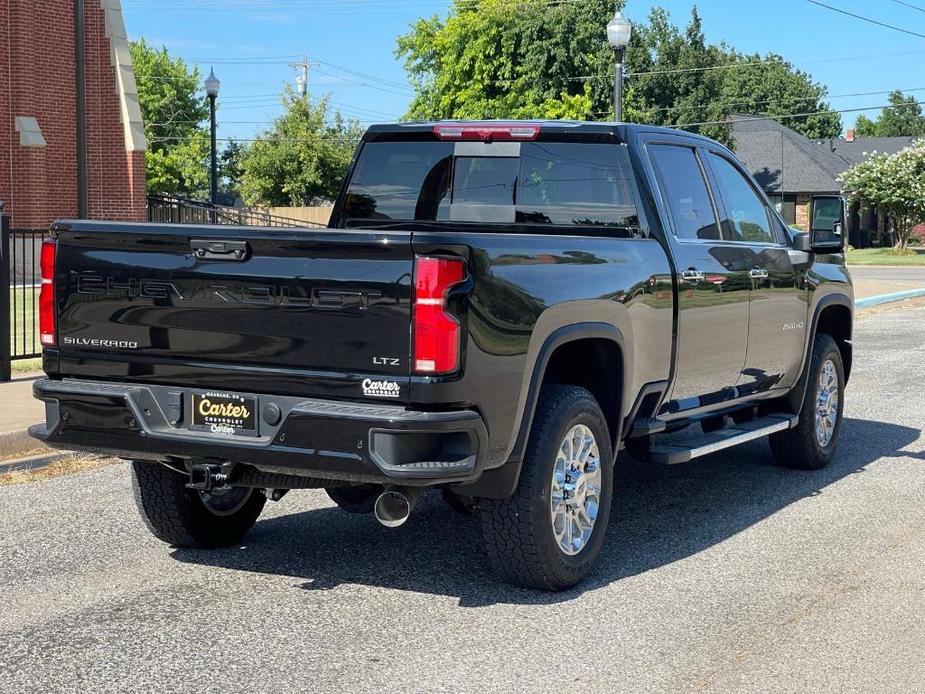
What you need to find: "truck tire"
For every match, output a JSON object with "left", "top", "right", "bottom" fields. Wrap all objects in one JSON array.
[
  {"left": 479, "top": 385, "right": 614, "bottom": 590},
  {"left": 131, "top": 461, "right": 266, "bottom": 548},
  {"left": 326, "top": 484, "right": 380, "bottom": 514},
  {"left": 770, "top": 333, "right": 845, "bottom": 470}
]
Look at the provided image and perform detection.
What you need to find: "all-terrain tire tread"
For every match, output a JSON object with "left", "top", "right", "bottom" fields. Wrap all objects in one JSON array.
[
  {"left": 479, "top": 384, "right": 612, "bottom": 590},
  {"left": 769, "top": 334, "right": 844, "bottom": 470}
]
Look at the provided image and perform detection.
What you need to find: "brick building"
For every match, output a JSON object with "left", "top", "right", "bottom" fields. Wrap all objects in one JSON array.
[{"left": 1, "top": 0, "right": 146, "bottom": 229}]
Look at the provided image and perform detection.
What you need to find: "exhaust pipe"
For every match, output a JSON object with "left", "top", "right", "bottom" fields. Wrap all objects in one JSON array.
[{"left": 374, "top": 486, "right": 422, "bottom": 528}]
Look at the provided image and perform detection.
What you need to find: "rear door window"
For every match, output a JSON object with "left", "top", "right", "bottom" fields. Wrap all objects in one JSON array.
[
  {"left": 339, "top": 140, "right": 639, "bottom": 234},
  {"left": 648, "top": 144, "right": 721, "bottom": 241}
]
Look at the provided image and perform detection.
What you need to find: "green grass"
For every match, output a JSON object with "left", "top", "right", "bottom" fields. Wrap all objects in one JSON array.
[
  {"left": 9, "top": 286, "right": 39, "bottom": 361},
  {"left": 846, "top": 247, "right": 925, "bottom": 266},
  {"left": 12, "top": 357, "right": 42, "bottom": 375}
]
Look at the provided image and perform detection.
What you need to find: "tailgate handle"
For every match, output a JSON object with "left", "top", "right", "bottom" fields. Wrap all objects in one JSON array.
[{"left": 191, "top": 239, "right": 249, "bottom": 261}]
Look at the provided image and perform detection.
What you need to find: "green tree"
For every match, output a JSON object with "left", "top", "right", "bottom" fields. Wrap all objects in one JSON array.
[
  {"left": 719, "top": 54, "right": 840, "bottom": 139},
  {"left": 130, "top": 39, "right": 210, "bottom": 196},
  {"left": 239, "top": 89, "right": 363, "bottom": 207},
  {"left": 854, "top": 90, "right": 925, "bottom": 137},
  {"left": 396, "top": 0, "right": 615, "bottom": 122},
  {"left": 219, "top": 139, "right": 247, "bottom": 202},
  {"left": 622, "top": 7, "right": 732, "bottom": 143},
  {"left": 396, "top": 2, "right": 841, "bottom": 145},
  {"left": 840, "top": 140, "right": 925, "bottom": 250}
]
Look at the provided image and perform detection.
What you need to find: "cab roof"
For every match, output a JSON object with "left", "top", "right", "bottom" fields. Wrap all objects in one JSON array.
[{"left": 362, "top": 120, "right": 723, "bottom": 148}]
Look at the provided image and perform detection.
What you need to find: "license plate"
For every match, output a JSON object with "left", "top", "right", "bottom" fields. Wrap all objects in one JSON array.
[{"left": 190, "top": 392, "right": 258, "bottom": 437}]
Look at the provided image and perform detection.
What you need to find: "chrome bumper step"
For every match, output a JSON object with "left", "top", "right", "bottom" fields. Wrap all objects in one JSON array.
[{"left": 647, "top": 414, "right": 799, "bottom": 465}]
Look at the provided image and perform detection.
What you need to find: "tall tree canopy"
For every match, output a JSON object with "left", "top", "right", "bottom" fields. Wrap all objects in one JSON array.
[
  {"left": 718, "top": 54, "right": 841, "bottom": 140},
  {"left": 130, "top": 39, "right": 210, "bottom": 196},
  {"left": 854, "top": 90, "right": 925, "bottom": 137},
  {"left": 396, "top": 2, "right": 841, "bottom": 145},
  {"left": 239, "top": 89, "right": 363, "bottom": 207}
]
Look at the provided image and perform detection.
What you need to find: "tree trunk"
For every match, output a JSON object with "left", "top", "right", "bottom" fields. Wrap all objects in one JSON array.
[{"left": 890, "top": 212, "right": 912, "bottom": 251}]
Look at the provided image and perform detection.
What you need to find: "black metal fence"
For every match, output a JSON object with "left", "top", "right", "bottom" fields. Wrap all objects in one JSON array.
[
  {"left": 1, "top": 214, "right": 48, "bottom": 380},
  {"left": 147, "top": 194, "right": 324, "bottom": 228}
]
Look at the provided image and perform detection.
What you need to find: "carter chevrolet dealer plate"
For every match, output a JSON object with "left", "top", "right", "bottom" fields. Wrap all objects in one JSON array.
[{"left": 190, "top": 391, "right": 258, "bottom": 437}]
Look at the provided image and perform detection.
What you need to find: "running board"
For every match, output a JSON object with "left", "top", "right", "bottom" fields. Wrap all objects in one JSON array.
[{"left": 647, "top": 414, "right": 799, "bottom": 465}]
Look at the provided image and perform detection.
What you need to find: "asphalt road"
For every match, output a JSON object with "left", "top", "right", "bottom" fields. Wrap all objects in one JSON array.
[{"left": 2, "top": 307, "right": 925, "bottom": 694}]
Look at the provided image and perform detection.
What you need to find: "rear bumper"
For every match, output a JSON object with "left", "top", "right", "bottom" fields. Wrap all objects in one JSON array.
[{"left": 30, "top": 378, "right": 488, "bottom": 486}]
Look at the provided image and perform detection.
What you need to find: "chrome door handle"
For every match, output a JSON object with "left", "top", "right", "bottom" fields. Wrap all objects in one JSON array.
[
  {"left": 749, "top": 268, "right": 769, "bottom": 279},
  {"left": 681, "top": 269, "right": 705, "bottom": 282}
]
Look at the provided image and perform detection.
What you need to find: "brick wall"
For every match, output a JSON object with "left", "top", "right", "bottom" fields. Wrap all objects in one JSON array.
[
  {"left": 794, "top": 194, "right": 811, "bottom": 231},
  {"left": 0, "top": 0, "right": 146, "bottom": 228}
]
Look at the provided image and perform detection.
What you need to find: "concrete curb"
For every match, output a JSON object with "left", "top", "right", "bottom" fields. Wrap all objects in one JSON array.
[
  {"left": 0, "top": 429, "right": 42, "bottom": 459},
  {"left": 0, "top": 450, "right": 67, "bottom": 474},
  {"left": 856, "top": 288, "right": 925, "bottom": 310}
]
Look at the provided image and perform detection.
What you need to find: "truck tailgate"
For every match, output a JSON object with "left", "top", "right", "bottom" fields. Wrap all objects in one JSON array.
[{"left": 51, "top": 223, "right": 413, "bottom": 399}]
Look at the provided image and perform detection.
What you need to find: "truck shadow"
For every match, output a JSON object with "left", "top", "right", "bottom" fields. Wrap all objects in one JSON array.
[{"left": 170, "top": 417, "right": 920, "bottom": 607}]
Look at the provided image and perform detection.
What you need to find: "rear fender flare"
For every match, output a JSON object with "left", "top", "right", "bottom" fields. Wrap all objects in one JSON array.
[
  {"left": 508, "top": 321, "right": 628, "bottom": 464},
  {"left": 457, "top": 322, "right": 627, "bottom": 500}
]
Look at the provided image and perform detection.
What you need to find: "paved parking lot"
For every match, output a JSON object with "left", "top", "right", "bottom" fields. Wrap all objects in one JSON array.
[{"left": 1, "top": 305, "right": 924, "bottom": 694}]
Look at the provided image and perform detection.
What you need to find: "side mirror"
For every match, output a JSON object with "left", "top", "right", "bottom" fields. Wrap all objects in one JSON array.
[
  {"left": 808, "top": 195, "right": 846, "bottom": 252},
  {"left": 792, "top": 232, "right": 812, "bottom": 252}
]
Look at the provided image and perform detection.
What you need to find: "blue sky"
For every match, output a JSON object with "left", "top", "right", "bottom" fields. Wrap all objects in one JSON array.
[{"left": 122, "top": 0, "right": 925, "bottom": 143}]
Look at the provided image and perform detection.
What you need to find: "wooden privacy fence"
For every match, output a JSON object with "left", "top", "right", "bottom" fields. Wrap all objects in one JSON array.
[{"left": 265, "top": 207, "right": 332, "bottom": 227}]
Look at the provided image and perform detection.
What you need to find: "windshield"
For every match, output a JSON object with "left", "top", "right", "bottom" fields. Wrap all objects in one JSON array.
[{"left": 338, "top": 141, "right": 639, "bottom": 233}]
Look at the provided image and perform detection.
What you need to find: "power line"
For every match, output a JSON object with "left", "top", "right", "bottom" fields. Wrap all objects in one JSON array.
[
  {"left": 888, "top": 0, "right": 925, "bottom": 14},
  {"left": 676, "top": 100, "right": 925, "bottom": 128},
  {"left": 149, "top": 135, "right": 363, "bottom": 144},
  {"left": 147, "top": 100, "right": 925, "bottom": 141},
  {"left": 805, "top": 0, "right": 925, "bottom": 40},
  {"left": 596, "top": 86, "right": 925, "bottom": 118},
  {"left": 123, "top": 0, "right": 587, "bottom": 13}
]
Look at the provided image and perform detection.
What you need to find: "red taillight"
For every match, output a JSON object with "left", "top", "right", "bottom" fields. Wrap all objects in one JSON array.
[
  {"left": 39, "top": 240, "right": 56, "bottom": 347},
  {"left": 432, "top": 123, "right": 541, "bottom": 142},
  {"left": 413, "top": 256, "right": 466, "bottom": 375}
]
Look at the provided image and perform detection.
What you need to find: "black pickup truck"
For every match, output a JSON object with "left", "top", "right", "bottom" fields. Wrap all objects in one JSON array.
[{"left": 31, "top": 121, "right": 853, "bottom": 590}]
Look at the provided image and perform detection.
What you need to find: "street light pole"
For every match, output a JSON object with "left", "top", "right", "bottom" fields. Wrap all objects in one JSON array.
[
  {"left": 606, "top": 10, "right": 632, "bottom": 122},
  {"left": 204, "top": 68, "right": 221, "bottom": 208},
  {"left": 613, "top": 48, "right": 625, "bottom": 123}
]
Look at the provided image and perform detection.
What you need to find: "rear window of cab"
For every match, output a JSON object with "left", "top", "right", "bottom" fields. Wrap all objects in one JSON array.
[{"left": 339, "top": 141, "right": 639, "bottom": 234}]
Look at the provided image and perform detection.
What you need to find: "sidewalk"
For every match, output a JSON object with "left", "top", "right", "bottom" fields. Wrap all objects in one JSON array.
[
  {"left": 853, "top": 279, "right": 925, "bottom": 300},
  {"left": 0, "top": 374, "right": 45, "bottom": 459}
]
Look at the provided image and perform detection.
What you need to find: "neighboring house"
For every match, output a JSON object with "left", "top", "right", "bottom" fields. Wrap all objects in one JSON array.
[
  {"left": 829, "top": 134, "right": 918, "bottom": 164},
  {"left": 731, "top": 114, "right": 920, "bottom": 247},
  {"left": 0, "top": 0, "right": 146, "bottom": 230}
]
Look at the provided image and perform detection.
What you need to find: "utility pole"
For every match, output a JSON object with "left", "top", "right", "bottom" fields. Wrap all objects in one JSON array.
[{"left": 290, "top": 57, "right": 313, "bottom": 98}]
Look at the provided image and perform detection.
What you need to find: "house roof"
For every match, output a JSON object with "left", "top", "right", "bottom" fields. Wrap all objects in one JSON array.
[
  {"left": 827, "top": 136, "right": 918, "bottom": 164},
  {"left": 731, "top": 115, "right": 851, "bottom": 194}
]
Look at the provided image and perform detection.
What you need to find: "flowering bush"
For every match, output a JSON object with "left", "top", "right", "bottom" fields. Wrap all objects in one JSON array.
[{"left": 839, "top": 140, "right": 925, "bottom": 250}]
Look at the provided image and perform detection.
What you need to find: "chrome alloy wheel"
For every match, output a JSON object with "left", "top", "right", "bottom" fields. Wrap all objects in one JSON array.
[
  {"left": 550, "top": 424, "right": 602, "bottom": 556},
  {"left": 815, "top": 358, "right": 839, "bottom": 448}
]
